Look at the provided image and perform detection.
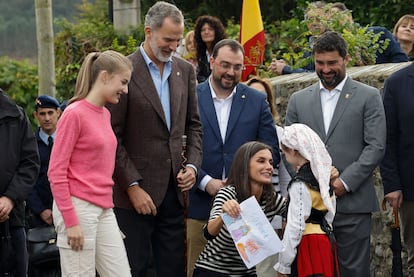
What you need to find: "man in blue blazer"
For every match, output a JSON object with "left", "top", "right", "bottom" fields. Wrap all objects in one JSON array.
[
  {"left": 186, "top": 39, "right": 280, "bottom": 276},
  {"left": 380, "top": 62, "right": 414, "bottom": 276}
]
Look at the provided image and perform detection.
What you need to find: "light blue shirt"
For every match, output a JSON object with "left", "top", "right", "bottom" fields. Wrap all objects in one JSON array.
[
  {"left": 39, "top": 128, "right": 56, "bottom": 146},
  {"left": 140, "top": 46, "right": 172, "bottom": 130}
]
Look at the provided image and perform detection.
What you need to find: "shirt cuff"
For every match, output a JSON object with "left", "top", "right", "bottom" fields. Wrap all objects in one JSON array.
[
  {"left": 340, "top": 177, "right": 350, "bottom": 192},
  {"left": 129, "top": 181, "right": 140, "bottom": 187},
  {"left": 199, "top": 175, "right": 212, "bottom": 191},
  {"left": 186, "top": 164, "right": 198, "bottom": 176}
]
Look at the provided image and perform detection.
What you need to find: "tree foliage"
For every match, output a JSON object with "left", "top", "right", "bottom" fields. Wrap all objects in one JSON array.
[
  {"left": 54, "top": 0, "right": 142, "bottom": 100},
  {"left": 0, "top": 57, "right": 38, "bottom": 128}
]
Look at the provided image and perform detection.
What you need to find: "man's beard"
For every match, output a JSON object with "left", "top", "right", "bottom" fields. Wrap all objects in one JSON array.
[
  {"left": 149, "top": 38, "right": 172, "bottom": 63},
  {"left": 317, "top": 71, "right": 343, "bottom": 88}
]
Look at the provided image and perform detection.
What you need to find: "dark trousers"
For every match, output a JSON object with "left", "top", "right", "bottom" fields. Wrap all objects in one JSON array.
[
  {"left": 11, "top": 226, "right": 29, "bottom": 277},
  {"left": 115, "top": 181, "right": 185, "bottom": 277},
  {"left": 333, "top": 212, "right": 371, "bottom": 277}
]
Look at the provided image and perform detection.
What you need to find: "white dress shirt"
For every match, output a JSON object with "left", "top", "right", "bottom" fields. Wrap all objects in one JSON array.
[
  {"left": 319, "top": 75, "right": 350, "bottom": 191},
  {"left": 199, "top": 78, "right": 236, "bottom": 191},
  {"left": 319, "top": 75, "right": 348, "bottom": 134}
]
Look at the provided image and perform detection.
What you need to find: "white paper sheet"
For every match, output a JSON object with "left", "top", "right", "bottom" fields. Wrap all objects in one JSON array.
[{"left": 221, "top": 196, "right": 285, "bottom": 269}]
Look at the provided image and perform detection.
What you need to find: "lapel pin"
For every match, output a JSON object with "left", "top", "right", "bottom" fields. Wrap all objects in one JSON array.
[
  {"left": 241, "top": 94, "right": 246, "bottom": 99},
  {"left": 345, "top": 93, "right": 350, "bottom": 99}
]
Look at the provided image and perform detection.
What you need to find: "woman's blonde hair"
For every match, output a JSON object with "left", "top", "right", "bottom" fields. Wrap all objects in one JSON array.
[
  {"left": 393, "top": 14, "right": 414, "bottom": 57},
  {"left": 69, "top": 50, "right": 132, "bottom": 104},
  {"left": 245, "top": 76, "right": 279, "bottom": 123}
]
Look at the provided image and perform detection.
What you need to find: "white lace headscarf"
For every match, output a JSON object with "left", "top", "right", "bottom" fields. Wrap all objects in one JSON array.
[{"left": 282, "top": 123, "right": 336, "bottom": 224}]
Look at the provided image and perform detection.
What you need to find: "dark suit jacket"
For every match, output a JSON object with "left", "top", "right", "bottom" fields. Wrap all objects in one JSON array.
[
  {"left": 188, "top": 81, "right": 280, "bottom": 220},
  {"left": 26, "top": 129, "right": 54, "bottom": 226},
  {"left": 108, "top": 49, "right": 203, "bottom": 209},
  {"left": 380, "top": 62, "right": 414, "bottom": 201},
  {"left": 286, "top": 77, "right": 386, "bottom": 213}
]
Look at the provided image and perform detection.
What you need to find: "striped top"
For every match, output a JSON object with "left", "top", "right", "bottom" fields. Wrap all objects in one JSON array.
[{"left": 195, "top": 185, "right": 286, "bottom": 276}]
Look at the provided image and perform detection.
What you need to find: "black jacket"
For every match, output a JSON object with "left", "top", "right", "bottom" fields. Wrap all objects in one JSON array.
[
  {"left": 0, "top": 89, "right": 39, "bottom": 227},
  {"left": 26, "top": 129, "right": 54, "bottom": 226},
  {"left": 381, "top": 62, "right": 414, "bottom": 201},
  {"left": 196, "top": 54, "right": 211, "bottom": 83}
]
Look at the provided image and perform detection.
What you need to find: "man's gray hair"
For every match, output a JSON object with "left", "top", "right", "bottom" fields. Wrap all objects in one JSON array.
[{"left": 144, "top": 1, "right": 184, "bottom": 30}]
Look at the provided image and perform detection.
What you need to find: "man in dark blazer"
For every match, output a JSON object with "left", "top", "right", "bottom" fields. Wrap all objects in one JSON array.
[
  {"left": 108, "top": 2, "right": 202, "bottom": 276},
  {"left": 27, "top": 95, "right": 61, "bottom": 228},
  {"left": 285, "top": 31, "right": 386, "bottom": 276},
  {"left": 186, "top": 39, "right": 280, "bottom": 276},
  {"left": 380, "top": 62, "right": 414, "bottom": 276}
]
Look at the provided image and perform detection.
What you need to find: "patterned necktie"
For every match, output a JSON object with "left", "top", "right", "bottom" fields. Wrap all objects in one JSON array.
[{"left": 48, "top": 136, "right": 53, "bottom": 148}]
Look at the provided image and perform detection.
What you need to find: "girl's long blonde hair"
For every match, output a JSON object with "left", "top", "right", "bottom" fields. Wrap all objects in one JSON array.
[{"left": 69, "top": 50, "right": 132, "bottom": 104}]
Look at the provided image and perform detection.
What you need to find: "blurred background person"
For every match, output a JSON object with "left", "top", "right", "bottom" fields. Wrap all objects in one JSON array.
[
  {"left": 194, "top": 15, "right": 227, "bottom": 83},
  {"left": 27, "top": 95, "right": 61, "bottom": 228},
  {"left": 183, "top": 30, "right": 197, "bottom": 70},
  {"left": 393, "top": 14, "right": 414, "bottom": 60}
]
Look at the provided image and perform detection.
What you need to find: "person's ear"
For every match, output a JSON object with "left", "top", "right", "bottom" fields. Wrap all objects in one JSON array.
[
  {"left": 344, "top": 54, "right": 351, "bottom": 65},
  {"left": 98, "top": 70, "right": 109, "bottom": 85}
]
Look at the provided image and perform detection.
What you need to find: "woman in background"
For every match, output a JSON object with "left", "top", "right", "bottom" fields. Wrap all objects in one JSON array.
[
  {"left": 194, "top": 15, "right": 227, "bottom": 83},
  {"left": 48, "top": 50, "right": 132, "bottom": 277},
  {"left": 393, "top": 14, "right": 414, "bottom": 60}
]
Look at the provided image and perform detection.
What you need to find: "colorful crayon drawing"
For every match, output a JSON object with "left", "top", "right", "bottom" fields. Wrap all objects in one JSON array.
[
  {"left": 231, "top": 224, "right": 250, "bottom": 241},
  {"left": 236, "top": 242, "right": 250, "bottom": 263}
]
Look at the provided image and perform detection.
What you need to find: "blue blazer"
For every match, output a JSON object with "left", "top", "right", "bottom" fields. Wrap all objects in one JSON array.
[
  {"left": 380, "top": 62, "right": 414, "bottom": 201},
  {"left": 188, "top": 81, "right": 280, "bottom": 220}
]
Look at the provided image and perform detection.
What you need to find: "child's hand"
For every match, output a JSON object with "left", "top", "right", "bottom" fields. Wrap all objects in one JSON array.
[{"left": 330, "top": 166, "right": 339, "bottom": 181}]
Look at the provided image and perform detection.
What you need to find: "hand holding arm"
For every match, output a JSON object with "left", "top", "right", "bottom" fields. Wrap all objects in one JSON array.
[{"left": 332, "top": 178, "right": 347, "bottom": 197}]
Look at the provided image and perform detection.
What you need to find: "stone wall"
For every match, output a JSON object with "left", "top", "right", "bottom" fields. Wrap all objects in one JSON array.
[{"left": 269, "top": 62, "right": 412, "bottom": 277}]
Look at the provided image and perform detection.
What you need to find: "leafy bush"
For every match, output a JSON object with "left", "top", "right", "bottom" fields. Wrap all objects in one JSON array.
[
  {"left": 54, "top": 0, "right": 143, "bottom": 100},
  {"left": 0, "top": 57, "right": 38, "bottom": 128},
  {"left": 259, "top": 3, "right": 389, "bottom": 76}
]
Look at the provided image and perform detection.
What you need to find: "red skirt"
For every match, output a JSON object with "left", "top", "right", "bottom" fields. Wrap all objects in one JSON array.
[{"left": 296, "top": 234, "right": 340, "bottom": 277}]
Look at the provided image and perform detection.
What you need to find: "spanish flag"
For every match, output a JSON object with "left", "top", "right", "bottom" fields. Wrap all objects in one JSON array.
[{"left": 240, "top": 0, "right": 265, "bottom": 81}]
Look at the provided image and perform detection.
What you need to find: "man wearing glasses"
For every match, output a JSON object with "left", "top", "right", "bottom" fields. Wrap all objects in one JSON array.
[{"left": 187, "top": 38, "right": 280, "bottom": 276}]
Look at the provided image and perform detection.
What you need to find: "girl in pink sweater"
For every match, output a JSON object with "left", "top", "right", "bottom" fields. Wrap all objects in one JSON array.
[{"left": 48, "top": 50, "right": 132, "bottom": 276}]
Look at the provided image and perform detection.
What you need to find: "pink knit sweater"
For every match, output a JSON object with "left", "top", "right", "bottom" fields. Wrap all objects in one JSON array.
[{"left": 48, "top": 99, "right": 117, "bottom": 228}]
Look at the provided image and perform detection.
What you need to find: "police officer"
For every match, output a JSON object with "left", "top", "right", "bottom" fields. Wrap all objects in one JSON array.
[{"left": 27, "top": 95, "right": 61, "bottom": 227}]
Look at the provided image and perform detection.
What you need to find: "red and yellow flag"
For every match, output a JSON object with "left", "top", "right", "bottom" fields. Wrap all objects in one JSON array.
[{"left": 240, "top": 0, "right": 265, "bottom": 81}]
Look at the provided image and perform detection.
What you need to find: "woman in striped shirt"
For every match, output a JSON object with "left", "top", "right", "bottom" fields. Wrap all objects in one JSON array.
[{"left": 194, "top": 141, "right": 286, "bottom": 277}]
